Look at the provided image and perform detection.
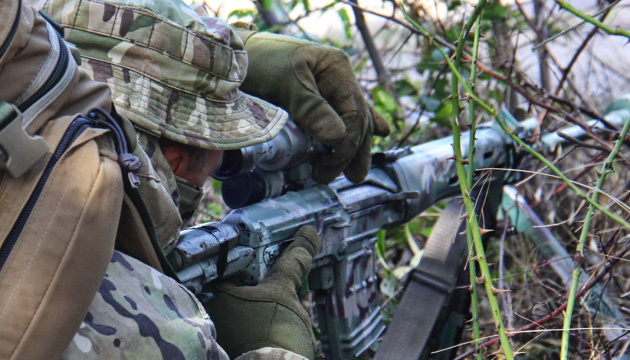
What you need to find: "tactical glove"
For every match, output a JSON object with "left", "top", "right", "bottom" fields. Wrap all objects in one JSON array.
[
  {"left": 238, "top": 30, "right": 390, "bottom": 184},
  {"left": 207, "top": 226, "right": 321, "bottom": 360}
]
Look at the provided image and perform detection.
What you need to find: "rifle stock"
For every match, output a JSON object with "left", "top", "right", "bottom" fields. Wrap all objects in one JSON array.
[{"left": 171, "top": 105, "right": 630, "bottom": 359}]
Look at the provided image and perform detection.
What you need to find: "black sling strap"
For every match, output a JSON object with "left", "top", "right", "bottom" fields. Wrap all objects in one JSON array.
[{"left": 374, "top": 199, "right": 469, "bottom": 360}]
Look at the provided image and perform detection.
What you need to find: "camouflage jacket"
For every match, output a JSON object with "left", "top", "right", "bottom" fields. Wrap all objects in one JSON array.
[
  {"left": 62, "top": 251, "right": 308, "bottom": 360},
  {"left": 14, "top": 0, "right": 305, "bottom": 358}
]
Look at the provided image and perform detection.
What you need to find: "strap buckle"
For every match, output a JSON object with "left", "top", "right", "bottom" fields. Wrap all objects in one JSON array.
[{"left": 0, "top": 102, "right": 50, "bottom": 178}]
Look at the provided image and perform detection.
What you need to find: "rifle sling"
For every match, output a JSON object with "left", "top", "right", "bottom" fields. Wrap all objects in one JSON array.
[{"left": 375, "top": 199, "right": 468, "bottom": 360}]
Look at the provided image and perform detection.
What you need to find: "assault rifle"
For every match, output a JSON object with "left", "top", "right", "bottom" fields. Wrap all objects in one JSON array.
[{"left": 169, "top": 101, "right": 630, "bottom": 359}]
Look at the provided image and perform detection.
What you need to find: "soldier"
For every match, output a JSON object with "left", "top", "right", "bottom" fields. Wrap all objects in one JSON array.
[{"left": 5, "top": 0, "right": 389, "bottom": 358}]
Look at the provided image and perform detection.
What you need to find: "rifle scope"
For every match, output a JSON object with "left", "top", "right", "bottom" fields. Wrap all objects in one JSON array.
[{"left": 214, "top": 121, "right": 325, "bottom": 208}]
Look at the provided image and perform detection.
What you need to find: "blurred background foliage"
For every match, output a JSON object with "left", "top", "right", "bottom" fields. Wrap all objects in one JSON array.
[{"left": 190, "top": 0, "right": 630, "bottom": 358}]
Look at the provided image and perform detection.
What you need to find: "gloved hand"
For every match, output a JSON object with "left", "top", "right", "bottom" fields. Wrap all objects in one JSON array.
[
  {"left": 237, "top": 30, "right": 391, "bottom": 184},
  {"left": 206, "top": 226, "right": 322, "bottom": 360}
]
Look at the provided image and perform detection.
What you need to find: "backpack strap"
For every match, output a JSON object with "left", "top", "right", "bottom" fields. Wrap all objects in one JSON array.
[
  {"left": 96, "top": 107, "right": 181, "bottom": 281},
  {"left": 0, "top": 9, "right": 79, "bottom": 178}
]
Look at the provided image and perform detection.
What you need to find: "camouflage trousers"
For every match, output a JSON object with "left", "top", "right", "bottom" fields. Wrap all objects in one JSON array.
[{"left": 62, "top": 251, "right": 307, "bottom": 360}]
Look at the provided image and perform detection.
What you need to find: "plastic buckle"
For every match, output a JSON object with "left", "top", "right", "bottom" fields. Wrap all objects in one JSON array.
[{"left": 0, "top": 102, "right": 50, "bottom": 178}]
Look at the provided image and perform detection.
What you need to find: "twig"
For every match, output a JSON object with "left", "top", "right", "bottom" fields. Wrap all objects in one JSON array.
[
  {"left": 434, "top": 0, "right": 514, "bottom": 356},
  {"left": 397, "top": 66, "right": 449, "bottom": 147},
  {"left": 560, "top": 111, "right": 630, "bottom": 359},
  {"left": 532, "top": 0, "right": 621, "bottom": 51},
  {"left": 498, "top": 220, "right": 515, "bottom": 331},
  {"left": 455, "top": 242, "right": 630, "bottom": 359},
  {"left": 555, "top": 0, "right": 630, "bottom": 39},
  {"left": 466, "top": 16, "right": 485, "bottom": 360},
  {"left": 339, "top": 0, "right": 606, "bottom": 129},
  {"left": 347, "top": 0, "right": 403, "bottom": 126},
  {"left": 535, "top": 3, "right": 613, "bottom": 133},
  {"left": 533, "top": 0, "right": 551, "bottom": 92}
]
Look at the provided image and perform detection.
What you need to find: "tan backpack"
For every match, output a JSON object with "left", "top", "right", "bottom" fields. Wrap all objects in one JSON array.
[{"left": 0, "top": 1, "right": 162, "bottom": 358}]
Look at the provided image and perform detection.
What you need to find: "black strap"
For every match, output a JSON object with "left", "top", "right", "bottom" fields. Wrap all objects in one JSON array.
[
  {"left": 374, "top": 199, "right": 468, "bottom": 360},
  {"left": 91, "top": 107, "right": 180, "bottom": 282},
  {"left": 123, "top": 182, "right": 181, "bottom": 282}
]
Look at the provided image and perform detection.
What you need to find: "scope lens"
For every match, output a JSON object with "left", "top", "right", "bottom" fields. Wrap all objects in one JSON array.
[
  {"left": 221, "top": 171, "right": 266, "bottom": 208},
  {"left": 213, "top": 150, "right": 244, "bottom": 180}
]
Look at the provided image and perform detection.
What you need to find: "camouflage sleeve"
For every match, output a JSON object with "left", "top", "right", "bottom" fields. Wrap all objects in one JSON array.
[
  {"left": 235, "top": 347, "right": 309, "bottom": 360},
  {"left": 62, "top": 250, "right": 230, "bottom": 360}
]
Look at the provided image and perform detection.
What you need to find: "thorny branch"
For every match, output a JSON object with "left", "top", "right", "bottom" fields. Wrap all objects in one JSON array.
[{"left": 454, "top": 242, "right": 630, "bottom": 359}]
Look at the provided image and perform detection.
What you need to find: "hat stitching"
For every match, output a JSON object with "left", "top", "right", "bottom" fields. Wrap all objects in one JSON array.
[
  {"left": 108, "top": 68, "right": 283, "bottom": 139},
  {"left": 181, "top": 30, "right": 190, "bottom": 71},
  {"left": 82, "top": 54, "right": 241, "bottom": 103},
  {"left": 121, "top": 101, "right": 282, "bottom": 146},
  {"left": 109, "top": 73, "right": 246, "bottom": 123},
  {"left": 72, "top": 0, "right": 85, "bottom": 34},
  {"left": 68, "top": 0, "right": 235, "bottom": 69},
  {"left": 107, "top": 2, "right": 118, "bottom": 37},
  {"left": 117, "top": 81, "right": 263, "bottom": 132},
  {"left": 118, "top": 85, "right": 283, "bottom": 144},
  {"left": 147, "top": 10, "right": 156, "bottom": 48},
  {"left": 71, "top": 26, "right": 240, "bottom": 81}
]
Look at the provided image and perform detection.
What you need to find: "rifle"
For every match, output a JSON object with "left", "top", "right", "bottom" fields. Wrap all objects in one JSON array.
[{"left": 168, "top": 101, "right": 630, "bottom": 359}]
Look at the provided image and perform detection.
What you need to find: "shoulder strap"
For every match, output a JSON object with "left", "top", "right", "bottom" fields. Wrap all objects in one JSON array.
[
  {"left": 117, "top": 180, "right": 182, "bottom": 281},
  {"left": 87, "top": 107, "right": 180, "bottom": 281},
  {"left": 374, "top": 199, "right": 469, "bottom": 360}
]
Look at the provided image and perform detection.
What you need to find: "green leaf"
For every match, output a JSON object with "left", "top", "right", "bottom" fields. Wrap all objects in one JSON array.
[
  {"left": 488, "top": 89, "right": 503, "bottom": 103},
  {"left": 262, "top": 0, "right": 271, "bottom": 11},
  {"left": 372, "top": 86, "right": 400, "bottom": 132},
  {"left": 211, "top": 178, "right": 222, "bottom": 193},
  {"left": 322, "top": 1, "right": 336, "bottom": 11},
  {"left": 354, "top": 56, "right": 369, "bottom": 74},
  {"left": 228, "top": 8, "right": 256, "bottom": 21},
  {"left": 375, "top": 230, "right": 391, "bottom": 273},
  {"left": 392, "top": 266, "right": 412, "bottom": 280},
  {"left": 372, "top": 86, "right": 398, "bottom": 113},
  {"left": 419, "top": 96, "right": 442, "bottom": 111},
  {"left": 380, "top": 272, "right": 400, "bottom": 298},
  {"left": 394, "top": 78, "right": 418, "bottom": 97},
  {"left": 405, "top": 225, "right": 423, "bottom": 268},
  {"left": 337, "top": 8, "right": 353, "bottom": 40},
  {"left": 302, "top": 0, "right": 310, "bottom": 11},
  {"left": 445, "top": 29, "right": 460, "bottom": 42},
  {"left": 431, "top": 48, "right": 447, "bottom": 62},
  {"left": 483, "top": 3, "right": 508, "bottom": 20},
  {"left": 419, "top": 224, "right": 433, "bottom": 238},
  {"left": 431, "top": 101, "right": 453, "bottom": 128},
  {"left": 433, "top": 78, "right": 450, "bottom": 101},
  {"left": 204, "top": 202, "right": 224, "bottom": 218},
  {"left": 448, "top": 0, "right": 462, "bottom": 10},
  {"left": 417, "top": 60, "right": 441, "bottom": 72}
]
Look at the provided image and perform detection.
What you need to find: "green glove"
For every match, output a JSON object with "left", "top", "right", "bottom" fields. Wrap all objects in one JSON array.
[
  {"left": 206, "top": 226, "right": 322, "bottom": 359},
  {"left": 238, "top": 31, "right": 391, "bottom": 184}
]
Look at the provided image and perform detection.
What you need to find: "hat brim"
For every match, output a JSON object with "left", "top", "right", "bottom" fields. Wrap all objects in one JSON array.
[{"left": 84, "top": 58, "right": 288, "bottom": 150}]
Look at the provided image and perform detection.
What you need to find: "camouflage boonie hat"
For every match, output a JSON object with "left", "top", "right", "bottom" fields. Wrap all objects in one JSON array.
[{"left": 37, "top": 0, "right": 288, "bottom": 150}]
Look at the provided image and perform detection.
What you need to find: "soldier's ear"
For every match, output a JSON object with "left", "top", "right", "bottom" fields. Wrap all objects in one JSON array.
[{"left": 161, "top": 144, "right": 191, "bottom": 176}]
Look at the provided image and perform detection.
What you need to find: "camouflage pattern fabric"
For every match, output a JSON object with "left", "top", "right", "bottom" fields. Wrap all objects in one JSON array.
[
  {"left": 62, "top": 250, "right": 229, "bottom": 360},
  {"left": 31, "top": 0, "right": 288, "bottom": 150},
  {"left": 62, "top": 251, "right": 308, "bottom": 360},
  {"left": 134, "top": 129, "right": 183, "bottom": 254}
]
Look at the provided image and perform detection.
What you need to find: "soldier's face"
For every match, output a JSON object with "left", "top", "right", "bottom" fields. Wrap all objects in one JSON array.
[
  {"left": 189, "top": 149, "right": 224, "bottom": 188},
  {"left": 162, "top": 144, "right": 223, "bottom": 188}
]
